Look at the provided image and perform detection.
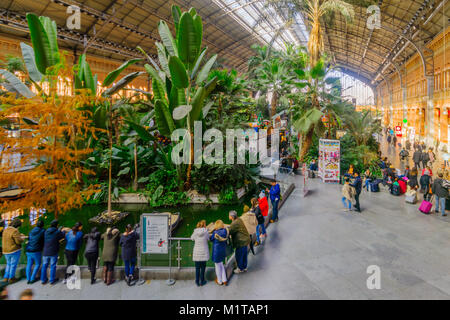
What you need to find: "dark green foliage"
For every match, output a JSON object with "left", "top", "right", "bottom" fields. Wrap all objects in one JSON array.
[{"left": 144, "top": 169, "right": 188, "bottom": 207}]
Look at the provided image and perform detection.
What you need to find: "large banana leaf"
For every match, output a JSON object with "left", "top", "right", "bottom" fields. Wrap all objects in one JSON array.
[
  {"left": 103, "top": 71, "right": 145, "bottom": 97},
  {"left": 158, "top": 21, "right": 178, "bottom": 57},
  {"left": 20, "top": 43, "right": 43, "bottom": 82},
  {"left": 93, "top": 104, "right": 108, "bottom": 129},
  {"left": 144, "top": 64, "right": 167, "bottom": 102},
  {"left": 190, "top": 47, "right": 207, "bottom": 80},
  {"left": 26, "top": 13, "right": 59, "bottom": 74},
  {"left": 172, "top": 5, "right": 182, "bottom": 33},
  {"left": 155, "top": 42, "right": 170, "bottom": 77},
  {"left": 169, "top": 86, "right": 186, "bottom": 113},
  {"left": 79, "top": 54, "right": 96, "bottom": 94},
  {"left": 102, "top": 58, "right": 141, "bottom": 87},
  {"left": 192, "top": 14, "right": 203, "bottom": 58},
  {"left": 168, "top": 56, "right": 188, "bottom": 89},
  {"left": 154, "top": 99, "right": 175, "bottom": 137},
  {"left": 188, "top": 86, "right": 205, "bottom": 127},
  {"left": 125, "top": 121, "right": 156, "bottom": 142},
  {"left": 177, "top": 12, "right": 200, "bottom": 69},
  {"left": 136, "top": 46, "right": 160, "bottom": 72},
  {"left": 0, "top": 69, "right": 35, "bottom": 98},
  {"left": 196, "top": 54, "right": 217, "bottom": 85},
  {"left": 38, "top": 16, "right": 59, "bottom": 60}
]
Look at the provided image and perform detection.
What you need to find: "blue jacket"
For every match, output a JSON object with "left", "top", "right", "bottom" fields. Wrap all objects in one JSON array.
[
  {"left": 26, "top": 226, "right": 45, "bottom": 253},
  {"left": 210, "top": 228, "right": 227, "bottom": 263},
  {"left": 65, "top": 231, "right": 83, "bottom": 251},
  {"left": 269, "top": 184, "right": 281, "bottom": 202},
  {"left": 43, "top": 227, "right": 65, "bottom": 256},
  {"left": 309, "top": 162, "right": 318, "bottom": 171},
  {"left": 351, "top": 176, "right": 362, "bottom": 194}
]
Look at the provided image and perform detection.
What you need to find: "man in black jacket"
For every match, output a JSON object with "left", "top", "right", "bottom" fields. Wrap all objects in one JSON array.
[
  {"left": 432, "top": 172, "right": 448, "bottom": 216},
  {"left": 25, "top": 220, "right": 45, "bottom": 284},
  {"left": 41, "top": 220, "right": 67, "bottom": 285},
  {"left": 350, "top": 172, "right": 362, "bottom": 212},
  {"left": 421, "top": 150, "right": 429, "bottom": 169},
  {"left": 413, "top": 148, "right": 422, "bottom": 169}
]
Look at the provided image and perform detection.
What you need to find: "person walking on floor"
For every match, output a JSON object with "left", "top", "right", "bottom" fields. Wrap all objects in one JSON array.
[
  {"left": 251, "top": 198, "right": 266, "bottom": 246},
  {"left": 427, "top": 148, "right": 435, "bottom": 167},
  {"left": 210, "top": 220, "right": 228, "bottom": 286},
  {"left": 228, "top": 210, "right": 250, "bottom": 274},
  {"left": 267, "top": 180, "right": 281, "bottom": 223},
  {"left": 350, "top": 172, "right": 362, "bottom": 212},
  {"left": 2, "top": 218, "right": 26, "bottom": 284},
  {"left": 63, "top": 222, "right": 83, "bottom": 284},
  {"left": 421, "top": 149, "right": 430, "bottom": 170},
  {"left": 41, "top": 220, "right": 67, "bottom": 285},
  {"left": 190, "top": 220, "right": 209, "bottom": 287},
  {"left": 84, "top": 227, "right": 101, "bottom": 285},
  {"left": 341, "top": 177, "right": 356, "bottom": 211},
  {"left": 120, "top": 224, "right": 139, "bottom": 286},
  {"left": 101, "top": 226, "right": 120, "bottom": 285},
  {"left": 25, "top": 220, "right": 45, "bottom": 284},
  {"left": 419, "top": 170, "right": 432, "bottom": 201},
  {"left": 408, "top": 167, "right": 419, "bottom": 189},
  {"left": 413, "top": 148, "right": 422, "bottom": 169},
  {"left": 432, "top": 172, "right": 448, "bottom": 216}
]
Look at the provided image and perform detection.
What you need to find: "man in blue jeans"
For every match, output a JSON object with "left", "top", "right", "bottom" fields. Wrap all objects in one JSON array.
[
  {"left": 2, "top": 218, "right": 26, "bottom": 283},
  {"left": 432, "top": 172, "right": 448, "bottom": 216},
  {"left": 41, "top": 220, "right": 66, "bottom": 285},
  {"left": 228, "top": 211, "right": 250, "bottom": 274},
  {"left": 25, "top": 220, "right": 45, "bottom": 284},
  {"left": 267, "top": 180, "right": 281, "bottom": 222}
]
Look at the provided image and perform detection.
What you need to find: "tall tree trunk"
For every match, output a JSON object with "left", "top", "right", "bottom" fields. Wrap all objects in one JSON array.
[
  {"left": 133, "top": 143, "right": 138, "bottom": 191},
  {"left": 107, "top": 118, "right": 113, "bottom": 214},
  {"left": 270, "top": 91, "right": 278, "bottom": 118},
  {"left": 299, "top": 129, "right": 314, "bottom": 162},
  {"left": 184, "top": 131, "right": 194, "bottom": 190}
]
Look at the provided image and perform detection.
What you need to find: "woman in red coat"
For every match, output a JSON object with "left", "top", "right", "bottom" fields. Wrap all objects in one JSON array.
[{"left": 258, "top": 191, "right": 269, "bottom": 217}]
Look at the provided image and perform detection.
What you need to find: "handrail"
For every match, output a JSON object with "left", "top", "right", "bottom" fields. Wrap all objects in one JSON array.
[{"left": 169, "top": 237, "right": 191, "bottom": 241}]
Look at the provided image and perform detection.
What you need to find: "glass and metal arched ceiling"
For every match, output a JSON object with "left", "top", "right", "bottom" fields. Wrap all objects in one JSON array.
[{"left": 212, "top": 0, "right": 309, "bottom": 50}]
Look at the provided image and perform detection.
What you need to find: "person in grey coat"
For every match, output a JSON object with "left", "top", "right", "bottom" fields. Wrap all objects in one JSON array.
[
  {"left": 84, "top": 227, "right": 101, "bottom": 285},
  {"left": 101, "top": 227, "right": 120, "bottom": 285},
  {"left": 190, "top": 220, "right": 210, "bottom": 286},
  {"left": 413, "top": 149, "right": 422, "bottom": 169}
]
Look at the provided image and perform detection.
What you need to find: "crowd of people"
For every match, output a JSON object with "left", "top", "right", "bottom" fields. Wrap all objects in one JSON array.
[
  {"left": 0, "top": 180, "right": 282, "bottom": 293},
  {"left": 1, "top": 219, "right": 141, "bottom": 289},
  {"left": 190, "top": 180, "right": 280, "bottom": 287},
  {"left": 341, "top": 129, "right": 450, "bottom": 217}
]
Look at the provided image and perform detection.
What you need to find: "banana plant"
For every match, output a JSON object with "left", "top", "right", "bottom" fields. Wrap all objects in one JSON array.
[
  {"left": 0, "top": 13, "right": 61, "bottom": 98},
  {"left": 137, "top": 5, "right": 219, "bottom": 188}
]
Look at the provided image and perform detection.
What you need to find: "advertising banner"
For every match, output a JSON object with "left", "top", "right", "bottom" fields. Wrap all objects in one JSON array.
[{"left": 318, "top": 139, "right": 340, "bottom": 183}]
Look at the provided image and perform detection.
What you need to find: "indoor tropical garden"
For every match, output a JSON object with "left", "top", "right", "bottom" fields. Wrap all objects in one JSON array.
[
  {"left": 0, "top": 3, "right": 380, "bottom": 265},
  {"left": 1, "top": 0, "right": 448, "bottom": 302}
]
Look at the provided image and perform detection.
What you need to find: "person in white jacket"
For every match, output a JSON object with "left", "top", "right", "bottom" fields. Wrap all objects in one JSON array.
[{"left": 190, "top": 220, "right": 210, "bottom": 286}]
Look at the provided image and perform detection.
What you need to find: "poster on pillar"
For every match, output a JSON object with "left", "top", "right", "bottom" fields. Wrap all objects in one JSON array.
[
  {"left": 395, "top": 126, "right": 402, "bottom": 137},
  {"left": 318, "top": 139, "right": 340, "bottom": 183}
]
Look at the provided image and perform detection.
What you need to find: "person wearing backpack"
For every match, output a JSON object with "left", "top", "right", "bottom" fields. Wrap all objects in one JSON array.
[
  {"left": 421, "top": 150, "right": 430, "bottom": 170},
  {"left": 432, "top": 172, "right": 448, "bottom": 216}
]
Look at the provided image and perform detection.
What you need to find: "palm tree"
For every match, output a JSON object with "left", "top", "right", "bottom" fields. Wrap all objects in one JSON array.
[{"left": 343, "top": 109, "right": 381, "bottom": 146}]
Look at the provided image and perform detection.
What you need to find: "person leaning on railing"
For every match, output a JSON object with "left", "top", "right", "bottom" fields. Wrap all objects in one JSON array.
[
  {"left": 2, "top": 218, "right": 26, "bottom": 284},
  {"left": 190, "top": 220, "right": 209, "bottom": 287},
  {"left": 210, "top": 220, "right": 228, "bottom": 286},
  {"left": 228, "top": 211, "right": 250, "bottom": 275},
  {"left": 101, "top": 226, "right": 120, "bottom": 286}
]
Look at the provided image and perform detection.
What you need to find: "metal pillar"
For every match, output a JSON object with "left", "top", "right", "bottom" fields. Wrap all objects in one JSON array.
[{"left": 426, "top": 75, "right": 435, "bottom": 146}]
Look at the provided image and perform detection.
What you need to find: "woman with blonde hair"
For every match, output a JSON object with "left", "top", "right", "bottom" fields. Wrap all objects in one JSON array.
[
  {"left": 210, "top": 220, "right": 228, "bottom": 286},
  {"left": 190, "top": 220, "right": 209, "bottom": 286}
]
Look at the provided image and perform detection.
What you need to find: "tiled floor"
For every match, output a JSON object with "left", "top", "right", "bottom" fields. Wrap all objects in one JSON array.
[{"left": 6, "top": 172, "right": 450, "bottom": 300}]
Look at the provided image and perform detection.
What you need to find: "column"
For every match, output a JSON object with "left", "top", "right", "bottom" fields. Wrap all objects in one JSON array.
[{"left": 426, "top": 75, "right": 434, "bottom": 146}]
